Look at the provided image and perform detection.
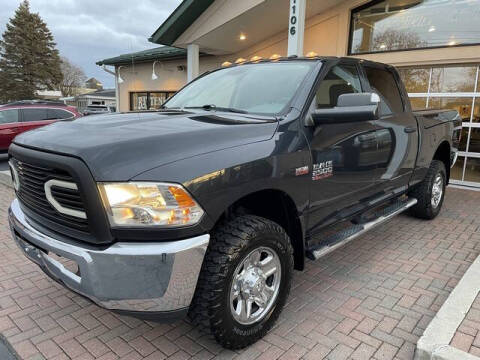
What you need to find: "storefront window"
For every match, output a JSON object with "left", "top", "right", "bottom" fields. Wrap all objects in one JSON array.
[
  {"left": 398, "top": 68, "right": 429, "bottom": 93},
  {"left": 130, "top": 91, "right": 176, "bottom": 111},
  {"left": 349, "top": 0, "right": 480, "bottom": 54},
  {"left": 428, "top": 98, "right": 473, "bottom": 122},
  {"left": 131, "top": 92, "right": 148, "bottom": 111},
  {"left": 464, "top": 158, "right": 480, "bottom": 183},
  {"left": 399, "top": 64, "right": 480, "bottom": 187},
  {"left": 409, "top": 97, "right": 427, "bottom": 111},
  {"left": 468, "top": 128, "right": 480, "bottom": 153},
  {"left": 430, "top": 66, "right": 477, "bottom": 93},
  {"left": 450, "top": 156, "right": 464, "bottom": 181},
  {"left": 473, "top": 102, "right": 480, "bottom": 123}
]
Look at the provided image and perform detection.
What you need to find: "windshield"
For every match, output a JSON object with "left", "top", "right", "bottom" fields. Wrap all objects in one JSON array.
[{"left": 164, "top": 62, "right": 316, "bottom": 115}]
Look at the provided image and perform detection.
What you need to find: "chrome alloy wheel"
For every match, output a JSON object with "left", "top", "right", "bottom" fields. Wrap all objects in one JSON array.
[
  {"left": 230, "top": 247, "right": 282, "bottom": 325},
  {"left": 431, "top": 173, "right": 443, "bottom": 208}
]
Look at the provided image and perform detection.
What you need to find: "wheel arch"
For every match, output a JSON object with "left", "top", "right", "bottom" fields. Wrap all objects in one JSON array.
[
  {"left": 433, "top": 141, "right": 451, "bottom": 184},
  {"left": 213, "top": 189, "right": 305, "bottom": 270}
]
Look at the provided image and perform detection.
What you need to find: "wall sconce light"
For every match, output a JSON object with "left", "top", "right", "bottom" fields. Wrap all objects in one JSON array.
[{"left": 152, "top": 61, "right": 160, "bottom": 80}]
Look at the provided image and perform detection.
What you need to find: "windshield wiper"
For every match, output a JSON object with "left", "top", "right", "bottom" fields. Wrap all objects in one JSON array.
[{"left": 185, "top": 104, "right": 248, "bottom": 114}]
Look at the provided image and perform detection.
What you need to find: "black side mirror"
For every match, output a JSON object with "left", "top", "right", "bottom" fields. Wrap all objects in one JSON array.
[{"left": 312, "top": 93, "right": 380, "bottom": 125}]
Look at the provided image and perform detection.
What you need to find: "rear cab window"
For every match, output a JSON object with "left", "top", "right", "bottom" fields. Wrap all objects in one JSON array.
[
  {"left": 363, "top": 66, "right": 404, "bottom": 116},
  {"left": 0, "top": 109, "right": 19, "bottom": 124}
]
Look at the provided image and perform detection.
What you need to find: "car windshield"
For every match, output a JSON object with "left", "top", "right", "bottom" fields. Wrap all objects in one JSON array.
[{"left": 164, "top": 61, "right": 316, "bottom": 115}]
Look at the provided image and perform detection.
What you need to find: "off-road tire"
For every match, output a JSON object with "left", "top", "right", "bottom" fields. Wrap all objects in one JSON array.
[
  {"left": 408, "top": 160, "right": 446, "bottom": 220},
  {"left": 188, "top": 215, "right": 294, "bottom": 349}
]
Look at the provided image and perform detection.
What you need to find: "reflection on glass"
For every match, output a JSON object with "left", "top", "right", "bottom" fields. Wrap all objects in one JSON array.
[
  {"left": 409, "top": 97, "right": 427, "bottom": 110},
  {"left": 398, "top": 68, "right": 430, "bottom": 93},
  {"left": 458, "top": 127, "right": 470, "bottom": 152},
  {"left": 464, "top": 158, "right": 480, "bottom": 183},
  {"left": 468, "top": 128, "right": 480, "bottom": 153},
  {"left": 450, "top": 156, "right": 464, "bottom": 181},
  {"left": 430, "top": 66, "right": 477, "bottom": 93},
  {"left": 473, "top": 102, "right": 480, "bottom": 123},
  {"left": 428, "top": 98, "right": 473, "bottom": 122},
  {"left": 350, "top": 0, "right": 480, "bottom": 54}
]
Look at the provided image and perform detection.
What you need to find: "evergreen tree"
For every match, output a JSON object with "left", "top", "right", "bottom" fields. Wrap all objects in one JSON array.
[{"left": 0, "top": 1, "right": 63, "bottom": 102}]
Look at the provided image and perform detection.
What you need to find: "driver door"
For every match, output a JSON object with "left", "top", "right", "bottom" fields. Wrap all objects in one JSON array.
[{"left": 304, "top": 62, "right": 380, "bottom": 235}]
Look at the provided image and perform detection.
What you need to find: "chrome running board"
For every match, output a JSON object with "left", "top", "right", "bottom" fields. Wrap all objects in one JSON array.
[{"left": 306, "top": 198, "right": 418, "bottom": 261}]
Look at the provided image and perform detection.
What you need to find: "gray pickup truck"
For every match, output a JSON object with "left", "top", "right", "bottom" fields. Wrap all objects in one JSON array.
[{"left": 8, "top": 57, "right": 461, "bottom": 349}]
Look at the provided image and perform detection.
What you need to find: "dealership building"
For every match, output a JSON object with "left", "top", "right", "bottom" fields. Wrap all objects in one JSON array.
[{"left": 97, "top": 0, "right": 480, "bottom": 188}]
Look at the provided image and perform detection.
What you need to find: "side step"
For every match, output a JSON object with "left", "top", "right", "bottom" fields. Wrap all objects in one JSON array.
[{"left": 306, "top": 198, "right": 418, "bottom": 261}]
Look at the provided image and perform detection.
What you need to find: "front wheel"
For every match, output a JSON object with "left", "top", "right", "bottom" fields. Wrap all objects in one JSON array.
[
  {"left": 188, "top": 215, "right": 294, "bottom": 349},
  {"left": 409, "top": 160, "right": 446, "bottom": 219}
]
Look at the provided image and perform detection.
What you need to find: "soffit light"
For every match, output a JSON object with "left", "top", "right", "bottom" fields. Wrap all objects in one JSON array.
[
  {"left": 270, "top": 54, "right": 281, "bottom": 60},
  {"left": 250, "top": 55, "right": 262, "bottom": 62},
  {"left": 235, "top": 58, "right": 246, "bottom": 64},
  {"left": 306, "top": 51, "right": 318, "bottom": 58},
  {"left": 221, "top": 61, "right": 232, "bottom": 67}
]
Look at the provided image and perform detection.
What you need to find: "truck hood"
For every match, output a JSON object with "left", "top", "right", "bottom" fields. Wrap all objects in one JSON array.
[{"left": 13, "top": 110, "right": 278, "bottom": 181}]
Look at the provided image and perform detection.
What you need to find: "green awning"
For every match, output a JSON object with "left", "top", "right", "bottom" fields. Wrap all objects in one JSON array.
[
  {"left": 149, "top": 0, "right": 214, "bottom": 45},
  {"left": 96, "top": 46, "right": 186, "bottom": 66}
]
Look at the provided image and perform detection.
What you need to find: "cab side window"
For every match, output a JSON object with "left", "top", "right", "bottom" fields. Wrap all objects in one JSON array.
[
  {"left": 364, "top": 67, "right": 404, "bottom": 116},
  {"left": 0, "top": 109, "right": 19, "bottom": 124},
  {"left": 315, "top": 65, "right": 362, "bottom": 108}
]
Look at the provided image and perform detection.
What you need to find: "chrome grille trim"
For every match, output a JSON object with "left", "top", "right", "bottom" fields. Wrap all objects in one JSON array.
[{"left": 44, "top": 179, "right": 87, "bottom": 219}]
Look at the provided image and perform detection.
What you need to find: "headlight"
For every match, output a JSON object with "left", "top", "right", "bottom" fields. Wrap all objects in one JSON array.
[{"left": 98, "top": 182, "right": 204, "bottom": 227}]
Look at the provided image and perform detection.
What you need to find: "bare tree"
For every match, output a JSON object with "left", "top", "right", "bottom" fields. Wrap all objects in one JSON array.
[{"left": 57, "top": 56, "right": 87, "bottom": 97}]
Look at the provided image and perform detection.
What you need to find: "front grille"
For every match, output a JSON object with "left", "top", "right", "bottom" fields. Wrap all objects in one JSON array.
[{"left": 12, "top": 159, "right": 90, "bottom": 234}]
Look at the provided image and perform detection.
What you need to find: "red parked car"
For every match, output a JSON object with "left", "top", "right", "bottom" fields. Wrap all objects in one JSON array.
[{"left": 0, "top": 100, "right": 81, "bottom": 153}]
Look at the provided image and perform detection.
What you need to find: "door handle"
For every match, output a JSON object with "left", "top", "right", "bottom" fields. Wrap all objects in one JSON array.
[{"left": 404, "top": 126, "right": 417, "bottom": 133}]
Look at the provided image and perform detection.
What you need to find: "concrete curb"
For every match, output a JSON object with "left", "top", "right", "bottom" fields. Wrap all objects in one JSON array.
[
  {"left": 415, "top": 254, "right": 480, "bottom": 360},
  {"left": 0, "top": 170, "right": 12, "bottom": 188}
]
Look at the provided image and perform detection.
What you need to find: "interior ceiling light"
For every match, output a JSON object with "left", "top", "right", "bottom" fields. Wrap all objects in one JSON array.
[
  {"left": 221, "top": 61, "right": 232, "bottom": 67},
  {"left": 428, "top": 25, "right": 436, "bottom": 32},
  {"left": 270, "top": 54, "right": 281, "bottom": 60},
  {"left": 250, "top": 55, "right": 262, "bottom": 62},
  {"left": 239, "top": 33, "right": 246, "bottom": 41},
  {"left": 235, "top": 58, "right": 246, "bottom": 64},
  {"left": 306, "top": 51, "right": 318, "bottom": 58}
]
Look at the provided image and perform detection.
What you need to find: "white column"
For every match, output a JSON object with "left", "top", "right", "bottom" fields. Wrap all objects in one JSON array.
[
  {"left": 114, "top": 66, "right": 120, "bottom": 112},
  {"left": 187, "top": 44, "right": 199, "bottom": 82},
  {"left": 287, "top": 0, "right": 306, "bottom": 56}
]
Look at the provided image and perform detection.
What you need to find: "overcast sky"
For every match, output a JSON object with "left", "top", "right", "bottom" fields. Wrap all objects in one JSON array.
[{"left": 0, "top": 0, "right": 182, "bottom": 88}]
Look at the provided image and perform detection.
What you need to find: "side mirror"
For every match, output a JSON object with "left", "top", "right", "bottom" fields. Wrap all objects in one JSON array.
[{"left": 312, "top": 93, "right": 380, "bottom": 125}]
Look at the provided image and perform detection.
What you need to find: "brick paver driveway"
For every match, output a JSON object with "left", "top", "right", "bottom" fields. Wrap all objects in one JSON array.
[{"left": 1, "top": 184, "right": 479, "bottom": 360}]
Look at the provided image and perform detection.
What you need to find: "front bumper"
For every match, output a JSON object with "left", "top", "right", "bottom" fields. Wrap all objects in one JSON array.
[{"left": 8, "top": 198, "right": 209, "bottom": 318}]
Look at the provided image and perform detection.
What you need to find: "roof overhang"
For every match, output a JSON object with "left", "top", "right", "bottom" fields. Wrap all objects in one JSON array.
[
  {"left": 149, "top": 0, "right": 215, "bottom": 45},
  {"left": 150, "top": 0, "right": 347, "bottom": 55},
  {"left": 96, "top": 46, "right": 187, "bottom": 66}
]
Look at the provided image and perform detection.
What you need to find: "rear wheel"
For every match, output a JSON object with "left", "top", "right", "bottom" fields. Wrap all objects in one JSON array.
[
  {"left": 408, "top": 160, "right": 446, "bottom": 219},
  {"left": 189, "top": 215, "right": 294, "bottom": 349}
]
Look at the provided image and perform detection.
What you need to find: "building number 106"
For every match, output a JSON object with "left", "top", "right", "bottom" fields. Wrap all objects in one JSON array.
[{"left": 290, "top": 0, "right": 297, "bottom": 35}]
